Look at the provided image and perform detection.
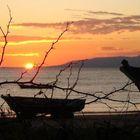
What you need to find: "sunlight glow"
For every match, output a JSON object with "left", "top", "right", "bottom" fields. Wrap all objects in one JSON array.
[
  {"left": 25, "top": 63, "right": 34, "bottom": 69},
  {"left": 0, "top": 39, "right": 70, "bottom": 46},
  {"left": 6, "top": 53, "right": 39, "bottom": 57}
]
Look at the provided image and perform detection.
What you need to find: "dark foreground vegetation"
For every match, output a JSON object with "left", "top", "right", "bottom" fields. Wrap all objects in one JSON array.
[{"left": 0, "top": 113, "right": 140, "bottom": 140}]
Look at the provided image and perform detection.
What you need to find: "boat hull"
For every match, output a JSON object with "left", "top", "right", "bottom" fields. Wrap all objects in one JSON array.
[
  {"left": 120, "top": 60, "right": 140, "bottom": 91},
  {"left": 1, "top": 95, "right": 86, "bottom": 118}
]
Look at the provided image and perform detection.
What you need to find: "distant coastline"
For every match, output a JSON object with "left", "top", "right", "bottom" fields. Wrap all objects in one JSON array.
[
  {"left": 54, "top": 55, "right": 140, "bottom": 68},
  {"left": 0, "top": 56, "right": 140, "bottom": 69}
]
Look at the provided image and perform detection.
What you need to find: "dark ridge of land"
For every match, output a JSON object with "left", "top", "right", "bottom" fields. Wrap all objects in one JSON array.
[
  {"left": 54, "top": 55, "right": 140, "bottom": 68},
  {"left": 84, "top": 55, "right": 140, "bottom": 68}
]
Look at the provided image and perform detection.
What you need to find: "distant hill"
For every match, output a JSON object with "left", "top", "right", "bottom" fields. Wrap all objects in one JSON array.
[
  {"left": 83, "top": 56, "right": 140, "bottom": 68},
  {"left": 56, "top": 56, "right": 140, "bottom": 68}
]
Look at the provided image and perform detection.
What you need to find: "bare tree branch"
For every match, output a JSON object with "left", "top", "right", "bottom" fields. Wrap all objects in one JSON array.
[
  {"left": 30, "top": 22, "right": 73, "bottom": 82},
  {"left": 0, "top": 6, "right": 12, "bottom": 65},
  {"left": 16, "top": 69, "right": 29, "bottom": 81},
  {"left": 66, "top": 61, "right": 84, "bottom": 99}
]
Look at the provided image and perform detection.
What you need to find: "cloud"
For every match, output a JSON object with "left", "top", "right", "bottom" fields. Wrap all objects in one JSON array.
[
  {"left": 12, "top": 23, "right": 64, "bottom": 29},
  {"left": 65, "top": 9, "right": 124, "bottom": 16},
  {"left": 4, "top": 53, "right": 39, "bottom": 57},
  {"left": 0, "top": 35, "right": 47, "bottom": 42},
  {"left": 88, "top": 11, "right": 124, "bottom": 16},
  {"left": 71, "top": 15, "right": 140, "bottom": 34},
  {"left": 0, "top": 35, "right": 91, "bottom": 46},
  {"left": 7, "top": 36, "right": 46, "bottom": 42},
  {"left": 6, "top": 40, "right": 54, "bottom": 45},
  {"left": 101, "top": 47, "right": 121, "bottom": 51},
  {"left": 0, "top": 36, "right": 55, "bottom": 45},
  {"left": 12, "top": 14, "right": 140, "bottom": 35}
]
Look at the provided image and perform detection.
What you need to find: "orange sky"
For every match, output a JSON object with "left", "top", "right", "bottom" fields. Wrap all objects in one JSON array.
[{"left": 0, "top": 0, "right": 140, "bottom": 67}]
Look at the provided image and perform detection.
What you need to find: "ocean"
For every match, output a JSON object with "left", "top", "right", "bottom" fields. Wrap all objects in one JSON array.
[{"left": 0, "top": 67, "right": 140, "bottom": 112}]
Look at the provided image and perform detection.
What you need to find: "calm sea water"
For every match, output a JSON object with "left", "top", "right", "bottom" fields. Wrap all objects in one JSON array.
[{"left": 0, "top": 67, "right": 140, "bottom": 112}]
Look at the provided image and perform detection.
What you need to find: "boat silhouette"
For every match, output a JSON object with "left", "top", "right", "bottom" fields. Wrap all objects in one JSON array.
[
  {"left": 120, "top": 59, "right": 140, "bottom": 91},
  {"left": 1, "top": 94, "right": 86, "bottom": 119}
]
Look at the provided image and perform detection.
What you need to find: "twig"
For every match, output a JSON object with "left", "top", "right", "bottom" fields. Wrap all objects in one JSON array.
[
  {"left": 16, "top": 69, "right": 29, "bottom": 81},
  {"left": 30, "top": 22, "right": 73, "bottom": 82},
  {"left": 66, "top": 61, "right": 84, "bottom": 99},
  {"left": 0, "top": 6, "right": 12, "bottom": 65}
]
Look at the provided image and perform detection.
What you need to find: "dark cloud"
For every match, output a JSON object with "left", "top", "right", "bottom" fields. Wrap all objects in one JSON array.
[
  {"left": 65, "top": 9, "right": 124, "bottom": 16},
  {"left": 71, "top": 15, "right": 140, "bottom": 34},
  {"left": 88, "top": 11, "right": 124, "bottom": 16},
  {"left": 13, "top": 15, "right": 140, "bottom": 35}
]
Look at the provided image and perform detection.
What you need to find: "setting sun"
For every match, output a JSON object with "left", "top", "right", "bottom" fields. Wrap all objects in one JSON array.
[{"left": 25, "top": 63, "right": 34, "bottom": 69}]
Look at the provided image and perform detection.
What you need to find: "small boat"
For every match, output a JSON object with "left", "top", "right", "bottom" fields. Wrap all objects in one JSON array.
[
  {"left": 1, "top": 94, "right": 86, "bottom": 119},
  {"left": 18, "top": 83, "right": 53, "bottom": 89},
  {"left": 120, "top": 59, "right": 140, "bottom": 91}
]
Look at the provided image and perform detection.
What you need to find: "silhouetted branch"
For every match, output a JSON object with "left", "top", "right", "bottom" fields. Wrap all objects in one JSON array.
[
  {"left": 16, "top": 69, "right": 29, "bottom": 81},
  {"left": 30, "top": 22, "right": 73, "bottom": 82},
  {"left": 65, "top": 63, "right": 73, "bottom": 97},
  {"left": 66, "top": 61, "right": 84, "bottom": 99},
  {"left": 52, "top": 62, "right": 73, "bottom": 86},
  {"left": 0, "top": 6, "right": 12, "bottom": 65},
  {"left": 98, "top": 100, "right": 118, "bottom": 112}
]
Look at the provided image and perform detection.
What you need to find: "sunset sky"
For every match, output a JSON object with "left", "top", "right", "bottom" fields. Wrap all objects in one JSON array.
[{"left": 0, "top": 0, "right": 140, "bottom": 67}]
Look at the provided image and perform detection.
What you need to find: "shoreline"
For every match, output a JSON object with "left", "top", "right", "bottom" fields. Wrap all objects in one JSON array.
[{"left": 1, "top": 110, "right": 140, "bottom": 122}]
